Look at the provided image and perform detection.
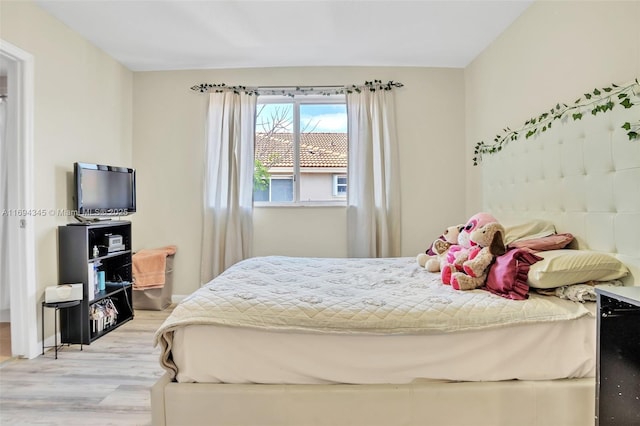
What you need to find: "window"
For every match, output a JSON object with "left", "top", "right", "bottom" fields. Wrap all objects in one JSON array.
[
  {"left": 253, "top": 95, "right": 347, "bottom": 205},
  {"left": 254, "top": 176, "right": 294, "bottom": 202},
  {"left": 333, "top": 175, "right": 347, "bottom": 197}
]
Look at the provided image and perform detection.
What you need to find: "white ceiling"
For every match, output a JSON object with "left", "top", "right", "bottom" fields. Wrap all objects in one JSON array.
[{"left": 35, "top": 0, "right": 533, "bottom": 72}]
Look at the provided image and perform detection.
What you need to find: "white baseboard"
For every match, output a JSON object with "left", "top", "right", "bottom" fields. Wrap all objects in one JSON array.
[{"left": 0, "top": 309, "right": 9, "bottom": 322}]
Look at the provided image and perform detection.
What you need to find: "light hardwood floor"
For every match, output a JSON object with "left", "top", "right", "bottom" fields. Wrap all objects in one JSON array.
[{"left": 0, "top": 306, "right": 173, "bottom": 426}]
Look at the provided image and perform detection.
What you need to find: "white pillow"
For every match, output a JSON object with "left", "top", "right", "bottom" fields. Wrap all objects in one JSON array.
[
  {"left": 527, "top": 249, "right": 629, "bottom": 289},
  {"left": 503, "top": 220, "right": 556, "bottom": 245}
]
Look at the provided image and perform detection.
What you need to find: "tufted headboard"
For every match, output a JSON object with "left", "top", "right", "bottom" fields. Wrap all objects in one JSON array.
[{"left": 482, "top": 101, "right": 640, "bottom": 285}]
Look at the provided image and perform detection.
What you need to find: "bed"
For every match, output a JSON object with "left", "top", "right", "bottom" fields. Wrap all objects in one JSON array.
[{"left": 151, "top": 102, "right": 639, "bottom": 425}]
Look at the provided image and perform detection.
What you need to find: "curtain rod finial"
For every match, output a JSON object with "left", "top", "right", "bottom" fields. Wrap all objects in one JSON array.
[{"left": 191, "top": 83, "right": 212, "bottom": 93}]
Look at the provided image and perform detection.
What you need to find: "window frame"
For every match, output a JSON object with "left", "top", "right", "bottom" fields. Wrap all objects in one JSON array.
[
  {"left": 254, "top": 94, "right": 347, "bottom": 207},
  {"left": 268, "top": 175, "right": 294, "bottom": 202},
  {"left": 333, "top": 174, "right": 348, "bottom": 198}
]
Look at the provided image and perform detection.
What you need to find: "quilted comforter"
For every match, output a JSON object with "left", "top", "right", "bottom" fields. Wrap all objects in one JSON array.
[{"left": 155, "top": 256, "right": 592, "bottom": 376}]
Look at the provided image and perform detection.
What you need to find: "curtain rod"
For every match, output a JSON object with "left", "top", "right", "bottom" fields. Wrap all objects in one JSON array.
[
  {"left": 258, "top": 85, "right": 344, "bottom": 89},
  {"left": 190, "top": 80, "right": 403, "bottom": 96}
]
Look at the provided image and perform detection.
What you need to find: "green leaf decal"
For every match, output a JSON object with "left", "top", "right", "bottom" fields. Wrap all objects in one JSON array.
[{"left": 472, "top": 80, "right": 640, "bottom": 166}]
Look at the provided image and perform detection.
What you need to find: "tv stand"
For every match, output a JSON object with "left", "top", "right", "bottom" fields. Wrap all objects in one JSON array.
[{"left": 58, "top": 221, "right": 134, "bottom": 344}]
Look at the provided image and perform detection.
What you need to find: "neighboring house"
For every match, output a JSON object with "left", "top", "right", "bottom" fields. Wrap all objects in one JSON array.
[{"left": 254, "top": 132, "right": 347, "bottom": 202}]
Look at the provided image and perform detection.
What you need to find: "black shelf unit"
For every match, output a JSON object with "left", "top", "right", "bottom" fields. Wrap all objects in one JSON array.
[
  {"left": 595, "top": 286, "right": 640, "bottom": 426},
  {"left": 58, "top": 221, "right": 134, "bottom": 344}
]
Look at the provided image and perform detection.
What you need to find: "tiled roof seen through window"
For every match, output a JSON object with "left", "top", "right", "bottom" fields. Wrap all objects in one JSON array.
[{"left": 255, "top": 133, "right": 347, "bottom": 168}]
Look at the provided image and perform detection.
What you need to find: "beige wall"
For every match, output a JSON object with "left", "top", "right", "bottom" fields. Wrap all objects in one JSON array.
[
  {"left": 133, "top": 67, "right": 465, "bottom": 295},
  {"left": 465, "top": 0, "right": 640, "bottom": 216},
  {"left": 1, "top": 2, "right": 132, "bottom": 293}
]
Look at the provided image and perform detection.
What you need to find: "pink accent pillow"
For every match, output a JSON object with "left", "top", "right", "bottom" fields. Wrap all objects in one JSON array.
[{"left": 508, "top": 233, "right": 573, "bottom": 252}]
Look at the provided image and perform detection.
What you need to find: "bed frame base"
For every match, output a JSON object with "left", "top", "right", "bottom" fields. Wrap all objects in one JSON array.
[{"left": 152, "top": 373, "right": 594, "bottom": 426}]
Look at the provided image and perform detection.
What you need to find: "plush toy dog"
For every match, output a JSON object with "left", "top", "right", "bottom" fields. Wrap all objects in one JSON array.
[
  {"left": 441, "top": 212, "right": 506, "bottom": 290},
  {"left": 416, "top": 224, "right": 464, "bottom": 272}
]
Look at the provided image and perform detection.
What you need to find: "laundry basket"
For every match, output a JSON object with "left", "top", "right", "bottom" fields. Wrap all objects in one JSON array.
[{"left": 132, "top": 250, "right": 175, "bottom": 311}]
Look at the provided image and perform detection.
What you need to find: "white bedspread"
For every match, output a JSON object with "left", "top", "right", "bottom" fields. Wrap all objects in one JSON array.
[{"left": 155, "top": 256, "right": 592, "bottom": 377}]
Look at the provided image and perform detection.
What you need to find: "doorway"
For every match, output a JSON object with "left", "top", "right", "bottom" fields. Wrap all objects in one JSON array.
[
  {"left": 0, "top": 40, "right": 39, "bottom": 359},
  {"left": 0, "top": 56, "right": 11, "bottom": 361}
]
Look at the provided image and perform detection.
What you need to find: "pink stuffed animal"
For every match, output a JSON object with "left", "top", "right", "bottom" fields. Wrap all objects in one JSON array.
[{"left": 441, "top": 212, "right": 506, "bottom": 290}]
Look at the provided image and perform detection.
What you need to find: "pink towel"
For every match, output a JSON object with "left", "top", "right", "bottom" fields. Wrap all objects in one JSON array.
[
  {"left": 484, "top": 248, "right": 542, "bottom": 300},
  {"left": 133, "top": 245, "right": 177, "bottom": 290}
]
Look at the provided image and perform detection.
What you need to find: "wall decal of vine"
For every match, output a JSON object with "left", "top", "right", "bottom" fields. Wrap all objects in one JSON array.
[{"left": 473, "top": 78, "right": 640, "bottom": 166}]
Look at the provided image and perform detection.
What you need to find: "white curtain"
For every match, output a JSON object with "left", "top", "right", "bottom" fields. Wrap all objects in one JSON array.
[
  {"left": 0, "top": 99, "right": 9, "bottom": 310},
  {"left": 201, "top": 91, "right": 257, "bottom": 284},
  {"left": 346, "top": 88, "right": 401, "bottom": 258}
]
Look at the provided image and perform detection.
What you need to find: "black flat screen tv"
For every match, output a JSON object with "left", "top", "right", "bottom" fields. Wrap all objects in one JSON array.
[{"left": 74, "top": 162, "right": 136, "bottom": 216}]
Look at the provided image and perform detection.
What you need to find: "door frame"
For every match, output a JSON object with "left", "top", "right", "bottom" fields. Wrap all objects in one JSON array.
[{"left": 1, "top": 39, "right": 39, "bottom": 359}]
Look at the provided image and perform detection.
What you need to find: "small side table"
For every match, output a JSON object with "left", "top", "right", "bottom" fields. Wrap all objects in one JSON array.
[{"left": 41, "top": 300, "right": 83, "bottom": 359}]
